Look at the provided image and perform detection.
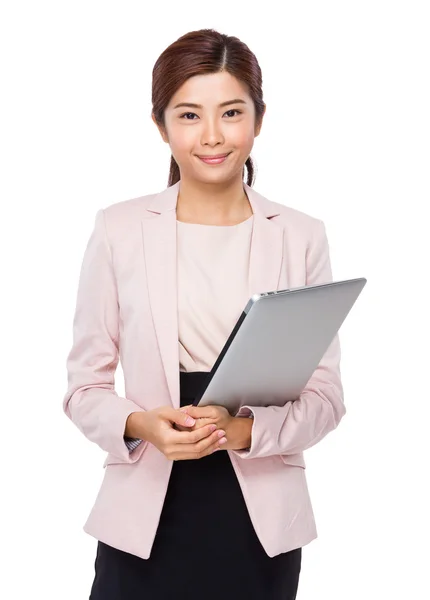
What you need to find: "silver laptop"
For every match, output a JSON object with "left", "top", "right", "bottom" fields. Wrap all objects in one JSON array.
[{"left": 192, "top": 277, "right": 367, "bottom": 414}]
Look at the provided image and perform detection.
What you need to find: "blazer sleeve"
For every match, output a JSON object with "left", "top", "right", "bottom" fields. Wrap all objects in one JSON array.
[
  {"left": 62, "top": 209, "right": 148, "bottom": 463},
  {"left": 124, "top": 437, "right": 144, "bottom": 452},
  {"left": 230, "top": 218, "right": 346, "bottom": 460}
]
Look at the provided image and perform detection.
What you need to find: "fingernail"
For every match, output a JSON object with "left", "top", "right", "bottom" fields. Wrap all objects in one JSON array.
[
  {"left": 219, "top": 437, "right": 227, "bottom": 445},
  {"left": 185, "top": 416, "right": 195, "bottom": 425}
]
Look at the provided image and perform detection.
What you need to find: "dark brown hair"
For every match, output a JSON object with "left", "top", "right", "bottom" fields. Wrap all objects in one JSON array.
[{"left": 151, "top": 29, "right": 266, "bottom": 188}]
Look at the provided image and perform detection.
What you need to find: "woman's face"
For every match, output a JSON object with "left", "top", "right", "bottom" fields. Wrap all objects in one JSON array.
[{"left": 154, "top": 71, "right": 264, "bottom": 183}]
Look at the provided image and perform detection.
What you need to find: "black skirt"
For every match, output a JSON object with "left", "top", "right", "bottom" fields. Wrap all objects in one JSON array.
[{"left": 89, "top": 371, "right": 302, "bottom": 600}]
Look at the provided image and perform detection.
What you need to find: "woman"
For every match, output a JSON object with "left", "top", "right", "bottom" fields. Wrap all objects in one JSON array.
[{"left": 63, "top": 28, "right": 346, "bottom": 600}]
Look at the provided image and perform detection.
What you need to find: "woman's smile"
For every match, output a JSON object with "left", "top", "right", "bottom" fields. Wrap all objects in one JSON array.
[{"left": 196, "top": 152, "right": 232, "bottom": 165}]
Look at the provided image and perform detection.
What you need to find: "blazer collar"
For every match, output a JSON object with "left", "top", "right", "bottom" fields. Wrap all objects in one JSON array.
[{"left": 145, "top": 179, "right": 281, "bottom": 220}]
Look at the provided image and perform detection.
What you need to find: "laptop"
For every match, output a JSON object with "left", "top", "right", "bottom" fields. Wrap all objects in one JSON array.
[{"left": 192, "top": 277, "right": 367, "bottom": 414}]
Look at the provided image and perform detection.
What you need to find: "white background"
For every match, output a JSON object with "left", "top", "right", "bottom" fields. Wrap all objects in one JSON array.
[{"left": 1, "top": 1, "right": 429, "bottom": 598}]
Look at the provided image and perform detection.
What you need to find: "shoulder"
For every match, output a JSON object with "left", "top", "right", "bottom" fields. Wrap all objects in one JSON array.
[
  {"left": 258, "top": 192, "right": 326, "bottom": 241},
  {"left": 273, "top": 199, "right": 322, "bottom": 226},
  {"left": 102, "top": 192, "right": 156, "bottom": 219},
  {"left": 98, "top": 192, "right": 157, "bottom": 237}
]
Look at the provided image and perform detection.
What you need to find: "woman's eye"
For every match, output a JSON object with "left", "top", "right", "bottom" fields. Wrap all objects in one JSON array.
[
  {"left": 224, "top": 109, "right": 242, "bottom": 118},
  {"left": 179, "top": 109, "right": 242, "bottom": 120},
  {"left": 226, "top": 108, "right": 242, "bottom": 117}
]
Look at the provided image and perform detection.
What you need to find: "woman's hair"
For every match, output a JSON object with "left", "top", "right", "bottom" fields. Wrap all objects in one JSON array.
[{"left": 151, "top": 28, "right": 265, "bottom": 188}]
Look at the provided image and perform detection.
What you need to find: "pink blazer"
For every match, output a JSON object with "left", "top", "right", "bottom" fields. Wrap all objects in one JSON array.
[{"left": 63, "top": 180, "right": 345, "bottom": 560}]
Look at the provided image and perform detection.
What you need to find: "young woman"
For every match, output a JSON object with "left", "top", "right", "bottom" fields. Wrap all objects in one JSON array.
[{"left": 63, "top": 28, "right": 346, "bottom": 600}]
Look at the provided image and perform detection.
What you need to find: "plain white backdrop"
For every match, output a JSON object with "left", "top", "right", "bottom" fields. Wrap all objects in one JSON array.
[{"left": 1, "top": 1, "right": 429, "bottom": 598}]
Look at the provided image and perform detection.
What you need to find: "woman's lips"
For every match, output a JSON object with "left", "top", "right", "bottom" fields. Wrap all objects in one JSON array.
[{"left": 197, "top": 153, "right": 231, "bottom": 165}]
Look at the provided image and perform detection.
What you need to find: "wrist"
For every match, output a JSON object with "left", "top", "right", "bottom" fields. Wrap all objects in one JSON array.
[
  {"left": 229, "top": 416, "right": 253, "bottom": 451},
  {"left": 125, "top": 410, "right": 147, "bottom": 439}
]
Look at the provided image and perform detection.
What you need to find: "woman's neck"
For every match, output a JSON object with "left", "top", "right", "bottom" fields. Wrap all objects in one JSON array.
[{"left": 176, "top": 178, "right": 252, "bottom": 226}]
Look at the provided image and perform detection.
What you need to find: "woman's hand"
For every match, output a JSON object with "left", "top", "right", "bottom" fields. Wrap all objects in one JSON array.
[
  {"left": 135, "top": 406, "right": 228, "bottom": 461},
  {"left": 175, "top": 404, "right": 232, "bottom": 430},
  {"left": 175, "top": 404, "right": 237, "bottom": 449}
]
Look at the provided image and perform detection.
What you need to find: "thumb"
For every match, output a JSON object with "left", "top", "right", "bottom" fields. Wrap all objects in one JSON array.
[
  {"left": 179, "top": 405, "right": 215, "bottom": 419},
  {"left": 169, "top": 407, "right": 196, "bottom": 427}
]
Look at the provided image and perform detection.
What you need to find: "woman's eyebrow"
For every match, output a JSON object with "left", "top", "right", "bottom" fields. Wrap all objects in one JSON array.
[{"left": 172, "top": 98, "right": 247, "bottom": 110}]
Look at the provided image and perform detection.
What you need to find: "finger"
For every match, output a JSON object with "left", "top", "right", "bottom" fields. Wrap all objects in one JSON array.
[
  {"left": 165, "top": 407, "right": 196, "bottom": 428},
  {"left": 174, "top": 417, "right": 215, "bottom": 432},
  {"left": 194, "top": 429, "right": 227, "bottom": 454},
  {"left": 179, "top": 405, "right": 218, "bottom": 420},
  {"left": 173, "top": 423, "right": 189, "bottom": 432},
  {"left": 192, "top": 417, "right": 217, "bottom": 430},
  {"left": 171, "top": 429, "right": 227, "bottom": 460},
  {"left": 168, "top": 423, "right": 220, "bottom": 446}
]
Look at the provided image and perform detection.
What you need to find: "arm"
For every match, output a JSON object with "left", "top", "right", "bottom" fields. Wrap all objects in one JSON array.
[
  {"left": 230, "top": 219, "right": 345, "bottom": 460},
  {"left": 62, "top": 209, "right": 148, "bottom": 463}
]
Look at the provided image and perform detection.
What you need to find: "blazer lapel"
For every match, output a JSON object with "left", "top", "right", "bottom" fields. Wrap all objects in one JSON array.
[{"left": 141, "top": 180, "right": 284, "bottom": 409}]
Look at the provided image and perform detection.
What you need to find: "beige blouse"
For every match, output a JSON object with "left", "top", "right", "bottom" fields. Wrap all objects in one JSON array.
[{"left": 177, "top": 214, "right": 254, "bottom": 373}]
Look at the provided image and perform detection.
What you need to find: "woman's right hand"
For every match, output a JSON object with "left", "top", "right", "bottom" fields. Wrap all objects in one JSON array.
[{"left": 134, "top": 407, "right": 227, "bottom": 461}]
